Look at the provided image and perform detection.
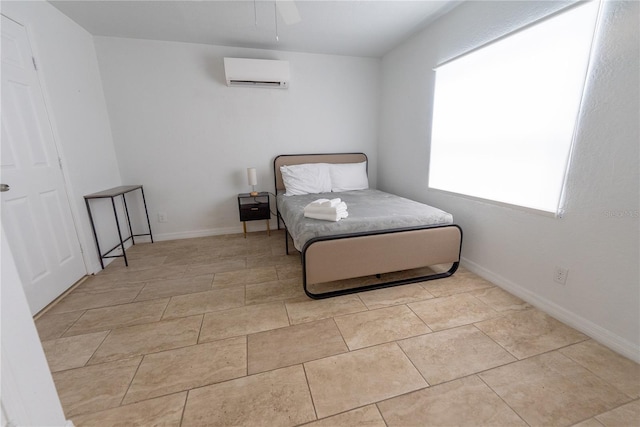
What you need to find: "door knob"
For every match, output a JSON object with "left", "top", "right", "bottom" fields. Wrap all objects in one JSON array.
[{"left": 0, "top": 184, "right": 10, "bottom": 192}]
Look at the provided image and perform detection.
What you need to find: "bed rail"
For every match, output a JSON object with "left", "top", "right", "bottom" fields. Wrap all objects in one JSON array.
[{"left": 301, "top": 224, "right": 462, "bottom": 299}]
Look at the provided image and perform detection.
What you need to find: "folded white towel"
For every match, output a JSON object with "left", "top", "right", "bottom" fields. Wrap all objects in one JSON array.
[
  {"left": 304, "top": 199, "right": 349, "bottom": 221},
  {"left": 318, "top": 198, "right": 342, "bottom": 208},
  {"left": 307, "top": 199, "right": 331, "bottom": 207},
  {"left": 304, "top": 202, "right": 348, "bottom": 216},
  {"left": 305, "top": 210, "right": 349, "bottom": 222}
]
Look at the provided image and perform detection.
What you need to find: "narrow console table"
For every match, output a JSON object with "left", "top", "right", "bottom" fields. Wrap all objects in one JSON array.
[{"left": 84, "top": 185, "right": 153, "bottom": 269}]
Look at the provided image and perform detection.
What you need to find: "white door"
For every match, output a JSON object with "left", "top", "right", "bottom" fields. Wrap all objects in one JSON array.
[{"left": 1, "top": 15, "right": 86, "bottom": 314}]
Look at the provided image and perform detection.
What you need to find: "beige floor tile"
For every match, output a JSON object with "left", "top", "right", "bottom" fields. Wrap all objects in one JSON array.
[
  {"left": 358, "top": 283, "right": 435, "bottom": 309},
  {"left": 163, "top": 252, "right": 220, "bottom": 267},
  {"left": 199, "top": 301, "right": 289, "bottom": 343},
  {"left": 123, "top": 242, "right": 170, "bottom": 257},
  {"left": 421, "top": 269, "right": 494, "bottom": 297},
  {"left": 64, "top": 299, "right": 169, "bottom": 336},
  {"left": 471, "top": 286, "right": 531, "bottom": 312},
  {"left": 123, "top": 336, "right": 246, "bottom": 404},
  {"left": 217, "top": 245, "right": 250, "bottom": 258},
  {"left": 52, "top": 357, "right": 142, "bottom": 417},
  {"left": 247, "top": 318, "right": 348, "bottom": 374},
  {"left": 100, "top": 255, "right": 168, "bottom": 274},
  {"left": 35, "top": 310, "right": 84, "bottom": 341},
  {"left": 251, "top": 239, "right": 278, "bottom": 252},
  {"left": 135, "top": 275, "right": 213, "bottom": 301},
  {"left": 595, "top": 399, "right": 640, "bottom": 426},
  {"left": 105, "top": 265, "right": 187, "bottom": 283},
  {"left": 42, "top": 331, "right": 109, "bottom": 372},
  {"left": 159, "top": 246, "right": 202, "bottom": 258},
  {"left": 304, "top": 342, "right": 427, "bottom": 418},
  {"left": 305, "top": 405, "right": 386, "bottom": 427},
  {"left": 378, "top": 375, "right": 527, "bottom": 426},
  {"left": 561, "top": 340, "right": 640, "bottom": 398},
  {"left": 245, "top": 278, "right": 306, "bottom": 305},
  {"left": 182, "top": 365, "right": 316, "bottom": 427},
  {"left": 246, "top": 253, "right": 300, "bottom": 268},
  {"left": 42, "top": 234, "right": 639, "bottom": 427},
  {"left": 408, "top": 292, "right": 499, "bottom": 331},
  {"left": 89, "top": 315, "right": 202, "bottom": 364},
  {"left": 210, "top": 269, "right": 248, "bottom": 289},
  {"left": 335, "top": 305, "right": 431, "bottom": 350},
  {"left": 479, "top": 351, "right": 630, "bottom": 426},
  {"left": 286, "top": 294, "right": 368, "bottom": 325},
  {"left": 162, "top": 287, "right": 244, "bottom": 319},
  {"left": 71, "top": 392, "right": 186, "bottom": 427},
  {"left": 48, "top": 287, "right": 142, "bottom": 314},
  {"left": 398, "top": 325, "right": 516, "bottom": 385},
  {"left": 183, "top": 259, "right": 247, "bottom": 277},
  {"left": 245, "top": 266, "right": 279, "bottom": 284},
  {"left": 73, "top": 275, "right": 144, "bottom": 294},
  {"left": 108, "top": 251, "right": 167, "bottom": 262},
  {"left": 276, "top": 263, "right": 303, "bottom": 280},
  {"left": 572, "top": 418, "right": 607, "bottom": 427},
  {"left": 272, "top": 243, "right": 294, "bottom": 257},
  {"left": 475, "top": 309, "right": 588, "bottom": 359}
]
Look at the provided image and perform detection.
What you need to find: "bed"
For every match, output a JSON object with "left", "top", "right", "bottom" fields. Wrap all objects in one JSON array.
[{"left": 274, "top": 153, "right": 462, "bottom": 299}]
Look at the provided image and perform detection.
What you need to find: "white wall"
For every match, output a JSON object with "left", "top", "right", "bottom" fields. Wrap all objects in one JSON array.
[
  {"left": 1, "top": 0, "right": 123, "bottom": 274},
  {"left": 379, "top": 0, "right": 639, "bottom": 361},
  {"left": 93, "top": 37, "right": 380, "bottom": 240},
  {"left": 1, "top": 228, "right": 68, "bottom": 426}
]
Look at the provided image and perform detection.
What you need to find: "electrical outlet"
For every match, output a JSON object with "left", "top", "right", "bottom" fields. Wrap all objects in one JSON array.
[
  {"left": 554, "top": 266, "right": 568, "bottom": 285},
  {"left": 157, "top": 212, "right": 168, "bottom": 223}
]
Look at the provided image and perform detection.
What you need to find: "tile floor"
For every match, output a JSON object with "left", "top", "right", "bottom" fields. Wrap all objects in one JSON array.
[{"left": 35, "top": 231, "right": 639, "bottom": 426}]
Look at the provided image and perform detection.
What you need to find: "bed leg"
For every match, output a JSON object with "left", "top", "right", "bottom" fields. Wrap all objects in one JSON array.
[{"left": 285, "top": 229, "right": 289, "bottom": 255}]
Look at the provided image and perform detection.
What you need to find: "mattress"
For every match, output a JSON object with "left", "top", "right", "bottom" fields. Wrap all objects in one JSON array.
[{"left": 277, "top": 189, "right": 454, "bottom": 251}]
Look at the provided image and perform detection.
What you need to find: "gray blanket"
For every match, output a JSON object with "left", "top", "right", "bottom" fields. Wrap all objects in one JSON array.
[{"left": 277, "top": 189, "right": 453, "bottom": 251}]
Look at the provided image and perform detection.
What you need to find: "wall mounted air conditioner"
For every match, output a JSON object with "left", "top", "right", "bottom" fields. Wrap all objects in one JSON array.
[{"left": 224, "top": 57, "right": 290, "bottom": 88}]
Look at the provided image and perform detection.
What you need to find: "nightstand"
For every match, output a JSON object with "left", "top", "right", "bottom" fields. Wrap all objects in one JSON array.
[{"left": 238, "top": 192, "right": 271, "bottom": 238}]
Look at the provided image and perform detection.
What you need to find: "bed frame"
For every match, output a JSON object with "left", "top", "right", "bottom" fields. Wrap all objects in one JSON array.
[{"left": 274, "top": 153, "right": 463, "bottom": 299}]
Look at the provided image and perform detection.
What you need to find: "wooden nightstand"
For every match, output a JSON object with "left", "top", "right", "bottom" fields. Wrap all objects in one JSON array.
[{"left": 238, "top": 192, "right": 271, "bottom": 238}]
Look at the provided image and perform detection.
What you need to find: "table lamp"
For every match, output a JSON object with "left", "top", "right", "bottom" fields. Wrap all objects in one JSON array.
[{"left": 247, "top": 167, "right": 258, "bottom": 196}]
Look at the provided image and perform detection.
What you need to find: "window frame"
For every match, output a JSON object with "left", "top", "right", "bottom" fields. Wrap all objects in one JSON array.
[{"left": 427, "top": 0, "right": 603, "bottom": 217}]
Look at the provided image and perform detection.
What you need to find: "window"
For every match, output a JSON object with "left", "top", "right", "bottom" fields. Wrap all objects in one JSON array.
[{"left": 428, "top": 0, "right": 601, "bottom": 215}]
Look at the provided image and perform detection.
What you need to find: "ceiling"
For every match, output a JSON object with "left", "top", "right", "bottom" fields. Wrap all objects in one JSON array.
[{"left": 49, "top": 0, "right": 461, "bottom": 58}]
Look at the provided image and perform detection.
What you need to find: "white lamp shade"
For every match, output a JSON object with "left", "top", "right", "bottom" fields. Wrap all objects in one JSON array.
[{"left": 247, "top": 168, "right": 258, "bottom": 186}]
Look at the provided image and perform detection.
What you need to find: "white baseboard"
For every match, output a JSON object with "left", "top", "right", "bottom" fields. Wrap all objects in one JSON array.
[
  {"left": 461, "top": 257, "right": 640, "bottom": 363},
  {"left": 151, "top": 221, "right": 278, "bottom": 242},
  {"left": 153, "top": 226, "right": 243, "bottom": 241}
]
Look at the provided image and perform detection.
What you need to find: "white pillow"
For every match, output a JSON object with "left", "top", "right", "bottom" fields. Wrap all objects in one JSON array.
[
  {"left": 280, "top": 163, "right": 332, "bottom": 196},
  {"left": 329, "top": 162, "right": 369, "bottom": 192}
]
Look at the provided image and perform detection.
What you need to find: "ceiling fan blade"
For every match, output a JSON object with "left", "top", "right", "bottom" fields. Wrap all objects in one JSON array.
[{"left": 276, "top": 0, "right": 301, "bottom": 25}]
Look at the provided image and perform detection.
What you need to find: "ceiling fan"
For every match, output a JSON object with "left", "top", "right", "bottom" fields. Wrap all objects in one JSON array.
[
  {"left": 275, "top": 0, "right": 302, "bottom": 26},
  {"left": 253, "top": 0, "right": 301, "bottom": 41}
]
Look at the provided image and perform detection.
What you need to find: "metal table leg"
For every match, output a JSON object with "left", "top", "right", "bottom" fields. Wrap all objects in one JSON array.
[
  {"left": 111, "top": 197, "right": 129, "bottom": 267},
  {"left": 140, "top": 186, "right": 154, "bottom": 243},
  {"left": 85, "top": 198, "right": 104, "bottom": 269}
]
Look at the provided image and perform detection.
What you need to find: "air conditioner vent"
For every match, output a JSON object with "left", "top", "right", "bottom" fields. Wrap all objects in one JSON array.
[
  {"left": 224, "top": 58, "right": 290, "bottom": 89},
  {"left": 228, "top": 80, "right": 287, "bottom": 88}
]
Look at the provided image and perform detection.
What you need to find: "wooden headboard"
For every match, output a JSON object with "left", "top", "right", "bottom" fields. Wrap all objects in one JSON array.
[{"left": 273, "top": 153, "right": 368, "bottom": 193}]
